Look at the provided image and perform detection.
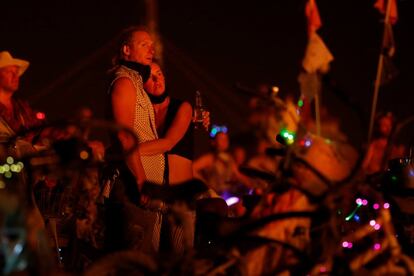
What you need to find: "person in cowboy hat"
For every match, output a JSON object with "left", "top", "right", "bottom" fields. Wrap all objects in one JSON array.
[
  {"left": 0, "top": 51, "right": 51, "bottom": 272},
  {"left": 0, "top": 51, "right": 41, "bottom": 144}
]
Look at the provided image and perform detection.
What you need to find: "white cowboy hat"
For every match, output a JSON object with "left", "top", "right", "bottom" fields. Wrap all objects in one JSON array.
[{"left": 0, "top": 51, "right": 29, "bottom": 76}]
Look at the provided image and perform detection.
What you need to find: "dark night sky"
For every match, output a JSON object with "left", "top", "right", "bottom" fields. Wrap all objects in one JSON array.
[{"left": 2, "top": 0, "right": 413, "bottom": 147}]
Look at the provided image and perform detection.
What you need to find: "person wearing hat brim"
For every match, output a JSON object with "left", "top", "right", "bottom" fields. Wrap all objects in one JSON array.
[
  {"left": 0, "top": 51, "right": 29, "bottom": 77},
  {"left": 0, "top": 51, "right": 50, "bottom": 273},
  {"left": 0, "top": 51, "right": 40, "bottom": 146}
]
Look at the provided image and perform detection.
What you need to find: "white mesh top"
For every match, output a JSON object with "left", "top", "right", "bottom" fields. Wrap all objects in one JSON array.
[{"left": 111, "top": 65, "right": 165, "bottom": 185}]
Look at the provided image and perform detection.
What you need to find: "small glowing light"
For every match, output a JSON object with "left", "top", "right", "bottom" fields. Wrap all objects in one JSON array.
[
  {"left": 391, "top": 175, "right": 398, "bottom": 182},
  {"left": 362, "top": 199, "right": 368, "bottom": 206},
  {"left": 79, "top": 150, "right": 89, "bottom": 160},
  {"left": 13, "top": 244, "right": 23, "bottom": 255},
  {"left": 17, "top": 162, "right": 24, "bottom": 169},
  {"left": 370, "top": 220, "right": 376, "bottom": 226},
  {"left": 6, "top": 156, "right": 14, "bottom": 164},
  {"left": 319, "top": 266, "right": 327, "bottom": 273},
  {"left": 409, "top": 169, "right": 414, "bottom": 177},
  {"left": 10, "top": 164, "right": 18, "bottom": 172},
  {"left": 356, "top": 198, "right": 363, "bottom": 205},
  {"left": 4, "top": 171, "right": 12, "bottom": 178},
  {"left": 0, "top": 166, "right": 5, "bottom": 174},
  {"left": 374, "top": 224, "right": 381, "bottom": 230},
  {"left": 373, "top": 203, "right": 380, "bottom": 210},
  {"left": 36, "top": 112, "right": 46, "bottom": 120},
  {"left": 342, "top": 241, "right": 349, "bottom": 248},
  {"left": 354, "top": 214, "right": 360, "bottom": 222},
  {"left": 0, "top": 181, "right": 5, "bottom": 189},
  {"left": 383, "top": 203, "right": 390, "bottom": 209},
  {"left": 272, "top": 86, "right": 279, "bottom": 93},
  {"left": 210, "top": 128, "right": 218, "bottom": 138},
  {"left": 304, "top": 140, "right": 312, "bottom": 147},
  {"left": 3, "top": 164, "right": 10, "bottom": 172},
  {"left": 337, "top": 209, "right": 342, "bottom": 215},
  {"left": 225, "top": 197, "right": 240, "bottom": 206},
  {"left": 373, "top": 243, "right": 381, "bottom": 250},
  {"left": 209, "top": 125, "right": 228, "bottom": 138},
  {"left": 298, "top": 99, "right": 304, "bottom": 107}
]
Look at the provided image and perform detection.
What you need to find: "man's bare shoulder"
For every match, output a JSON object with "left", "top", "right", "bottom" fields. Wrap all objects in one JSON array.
[{"left": 111, "top": 77, "right": 135, "bottom": 95}]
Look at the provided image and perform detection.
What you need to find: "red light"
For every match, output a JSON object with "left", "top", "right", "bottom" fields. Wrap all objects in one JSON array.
[{"left": 36, "top": 112, "right": 46, "bottom": 120}]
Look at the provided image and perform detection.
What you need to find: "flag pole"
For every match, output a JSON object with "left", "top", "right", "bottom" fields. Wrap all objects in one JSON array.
[
  {"left": 368, "top": 0, "right": 393, "bottom": 143},
  {"left": 314, "top": 86, "right": 321, "bottom": 136}
]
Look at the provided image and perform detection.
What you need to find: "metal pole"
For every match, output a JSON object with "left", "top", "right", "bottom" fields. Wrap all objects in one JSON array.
[
  {"left": 368, "top": 0, "right": 393, "bottom": 143},
  {"left": 145, "top": 0, "right": 163, "bottom": 66}
]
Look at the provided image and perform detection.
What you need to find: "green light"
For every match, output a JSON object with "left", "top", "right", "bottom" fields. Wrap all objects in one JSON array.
[
  {"left": 345, "top": 203, "right": 362, "bottom": 221},
  {"left": 0, "top": 166, "right": 4, "bottom": 174},
  {"left": 298, "top": 99, "right": 304, "bottom": 107},
  {"left": 279, "top": 129, "right": 296, "bottom": 145},
  {"left": 4, "top": 171, "right": 12, "bottom": 179},
  {"left": 391, "top": 175, "right": 398, "bottom": 182},
  {"left": 17, "top": 162, "right": 24, "bottom": 169},
  {"left": 3, "top": 165, "right": 10, "bottom": 172},
  {"left": 6, "top": 156, "right": 14, "bottom": 164},
  {"left": 10, "top": 165, "right": 18, "bottom": 172}
]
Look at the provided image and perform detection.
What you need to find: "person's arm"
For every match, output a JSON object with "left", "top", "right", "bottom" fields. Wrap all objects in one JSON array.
[
  {"left": 111, "top": 77, "right": 146, "bottom": 189},
  {"left": 192, "top": 154, "right": 213, "bottom": 181},
  {"left": 138, "top": 102, "right": 192, "bottom": 156}
]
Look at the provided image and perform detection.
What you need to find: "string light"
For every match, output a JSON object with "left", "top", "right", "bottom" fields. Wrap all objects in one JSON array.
[
  {"left": 209, "top": 125, "right": 228, "bottom": 138},
  {"left": 0, "top": 159, "right": 25, "bottom": 177},
  {"left": 279, "top": 128, "right": 296, "bottom": 145},
  {"left": 342, "top": 241, "right": 353, "bottom": 249},
  {"left": 6, "top": 156, "right": 14, "bottom": 164}
]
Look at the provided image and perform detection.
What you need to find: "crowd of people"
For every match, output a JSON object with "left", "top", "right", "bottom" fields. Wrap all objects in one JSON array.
[{"left": 0, "top": 24, "right": 411, "bottom": 274}]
